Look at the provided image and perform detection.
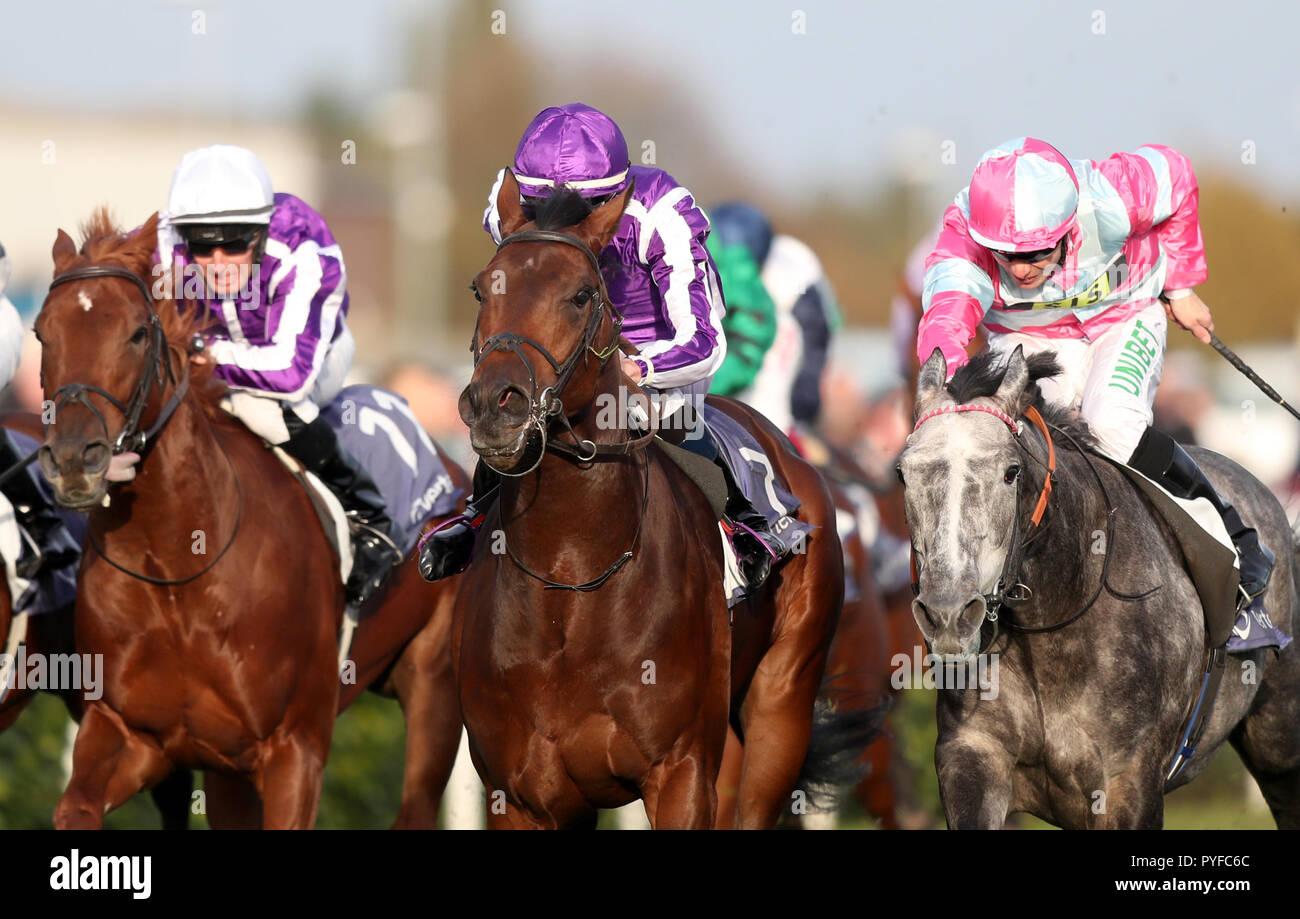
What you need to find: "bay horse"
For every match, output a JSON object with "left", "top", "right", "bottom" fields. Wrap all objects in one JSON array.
[
  {"left": 901, "top": 345, "right": 1300, "bottom": 828},
  {"left": 713, "top": 471, "right": 896, "bottom": 828},
  {"left": 36, "top": 211, "right": 466, "bottom": 829},
  {"left": 454, "top": 174, "right": 879, "bottom": 829}
]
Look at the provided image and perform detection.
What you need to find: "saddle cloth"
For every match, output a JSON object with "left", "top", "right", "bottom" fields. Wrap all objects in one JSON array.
[
  {"left": 269, "top": 385, "right": 465, "bottom": 588},
  {"left": 1106, "top": 458, "right": 1290, "bottom": 653},
  {"left": 657, "top": 404, "right": 815, "bottom": 607}
]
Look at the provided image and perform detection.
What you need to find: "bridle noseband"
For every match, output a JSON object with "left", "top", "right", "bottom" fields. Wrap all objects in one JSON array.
[{"left": 45, "top": 265, "right": 189, "bottom": 456}]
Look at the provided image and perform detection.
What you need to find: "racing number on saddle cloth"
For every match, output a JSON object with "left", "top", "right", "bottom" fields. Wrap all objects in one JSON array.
[{"left": 356, "top": 389, "right": 436, "bottom": 476}]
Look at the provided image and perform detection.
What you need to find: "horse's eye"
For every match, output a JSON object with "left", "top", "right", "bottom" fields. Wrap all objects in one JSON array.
[
  {"left": 1004, "top": 464, "right": 1021, "bottom": 485},
  {"left": 469, "top": 284, "right": 482, "bottom": 304},
  {"left": 572, "top": 288, "right": 592, "bottom": 307},
  {"left": 895, "top": 464, "right": 905, "bottom": 485},
  {"left": 130, "top": 326, "right": 149, "bottom": 345}
]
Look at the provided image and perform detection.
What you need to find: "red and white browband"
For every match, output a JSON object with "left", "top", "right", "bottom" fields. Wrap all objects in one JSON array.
[{"left": 913, "top": 403, "right": 1022, "bottom": 435}]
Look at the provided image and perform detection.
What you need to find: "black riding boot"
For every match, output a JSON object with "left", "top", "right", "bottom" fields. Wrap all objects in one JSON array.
[
  {"left": 418, "top": 461, "right": 500, "bottom": 582},
  {"left": 1128, "top": 426, "right": 1275, "bottom": 605},
  {"left": 0, "top": 431, "right": 77, "bottom": 579},
  {"left": 281, "top": 410, "right": 400, "bottom": 608},
  {"left": 678, "top": 424, "right": 777, "bottom": 590}
]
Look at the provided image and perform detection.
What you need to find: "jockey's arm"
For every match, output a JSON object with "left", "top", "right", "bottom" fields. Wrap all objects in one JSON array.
[
  {"left": 625, "top": 193, "right": 726, "bottom": 390},
  {"left": 0, "top": 295, "right": 25, "bottom": 390},
  {"left": 1099, "top": 145, "right": 1213, "bottom": 342},
  {"left": 206, "top": 241, "right": 347, "bottom": 401},
  {"left": 915, "top": 204, "right": 996, "bottom": 377},
  {"left": 790, "top": 281, "right": 837, "bottom": 423}
]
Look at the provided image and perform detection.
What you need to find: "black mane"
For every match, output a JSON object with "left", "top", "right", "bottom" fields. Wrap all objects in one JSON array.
[
  {"left": 530, "top": 185, "right": 594, "bottom": 231},
  {"left": 946, "top": 351, "right": 1097, "bottom": 450}
]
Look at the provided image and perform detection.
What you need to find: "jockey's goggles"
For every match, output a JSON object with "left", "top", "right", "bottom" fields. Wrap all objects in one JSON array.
[
  {"left": 181, "top": 225, "right": 263, "bottom": 257},
  {"left": 989, "top": 243, "right": 1059, "bottom": 264}
]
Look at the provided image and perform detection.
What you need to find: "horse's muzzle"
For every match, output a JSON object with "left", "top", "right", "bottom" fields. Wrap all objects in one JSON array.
[
  {"left": 913, "top": 593, "right": 987, "bottom": 657},
  {"left": 460, "top": 378, "right": 537, "bottom": 470},
  {"left": 39, "top": 438, "right": 112, "bottom": 508}
]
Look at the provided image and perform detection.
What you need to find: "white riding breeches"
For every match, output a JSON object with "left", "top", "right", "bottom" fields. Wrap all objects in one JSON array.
[{"left": 987, "top": 302, "right": 1167, "bottom": 463}]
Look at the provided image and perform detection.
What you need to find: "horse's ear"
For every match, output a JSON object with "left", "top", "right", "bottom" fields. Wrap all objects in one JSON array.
[
  {"left": 915, "top": 347, "right": 948, "bottom": 417},
  {"left": 496, "top": 170, "right": 528, "bottom": 237},
  {"left": 576, "top": 179, "right": 634, "bottom": 254},
  {"left": 120, "top": 212, "right": 161, "bottom": 267},
  {"left": 52, "top": 229, "right": 77, "bottom": 272},
  {"left": 993, "top": 345, "right": 1032, "bottom": 414}
]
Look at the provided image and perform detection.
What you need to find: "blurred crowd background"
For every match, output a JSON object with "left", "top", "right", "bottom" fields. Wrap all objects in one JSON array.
[{"left": 0, "top": 0, "right": 1297, "bottom": 827}]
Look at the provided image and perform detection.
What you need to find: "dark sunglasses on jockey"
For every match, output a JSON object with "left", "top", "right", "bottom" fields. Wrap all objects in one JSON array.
[
  {"left": 181, "top": 224, "right": 264, "bottom": 257},
  {"left": 989, "top": 242, "right": 1060, "bottom": 264}
]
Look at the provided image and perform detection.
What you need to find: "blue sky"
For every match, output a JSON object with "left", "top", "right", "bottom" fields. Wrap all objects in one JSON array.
[{"left": 1, "top": 0, "right": 1297, "bottom": 206}]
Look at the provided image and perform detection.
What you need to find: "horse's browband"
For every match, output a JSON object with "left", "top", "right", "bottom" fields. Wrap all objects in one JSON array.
[{"left": 912, "top": 402, "right": 1054, "bottom": 527}]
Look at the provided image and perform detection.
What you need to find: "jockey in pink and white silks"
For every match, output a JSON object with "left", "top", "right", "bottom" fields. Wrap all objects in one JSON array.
[
  {"left": 0, "top": 244, "right": 77, "bottom": 578},
  {"left": 918, "top": 136, "right": 1273, "bottom": 611},
  {"left": 151, "top": 145, "right": 400, "bottom": 609},
  {"left": 418, "top": 102, "right": 782, "bottom": 586}
]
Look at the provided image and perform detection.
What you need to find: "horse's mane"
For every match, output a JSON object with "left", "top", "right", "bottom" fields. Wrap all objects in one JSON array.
[
  {"left": 945, "top": 350, "right": 1097, "bottom": 451},
  {"left": 530, "top": 186, "right": 594, "bottom": 231},
  {"left": 68, "top": 208, "right": 230, "bottom": 425}
]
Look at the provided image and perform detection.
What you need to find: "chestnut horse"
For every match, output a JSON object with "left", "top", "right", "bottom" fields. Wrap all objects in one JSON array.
[
  {"left": 454, "top": 176, "right": 880, "bottom": 829},
  {"left": 0, "top": 412, "right": 196, "bottom": 828},
  {"left": 35, "top": 211, "right": 465, "bottom": 829}
]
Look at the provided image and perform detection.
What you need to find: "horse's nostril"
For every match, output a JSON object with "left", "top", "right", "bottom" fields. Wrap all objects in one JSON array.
[
  {"left": 915, "top": 600, "right": 938, "bottom": 629},
  {"left": 38, "top": 445, "right": 60, "bottom": 480},
  {"left": 82, "top": 441, "right": 111, "bottom": 475}
]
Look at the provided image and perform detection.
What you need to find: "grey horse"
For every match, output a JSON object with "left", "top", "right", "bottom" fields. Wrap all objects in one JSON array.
[{"left": 899, "top": 345, "right": 1300, "bottom": 829}]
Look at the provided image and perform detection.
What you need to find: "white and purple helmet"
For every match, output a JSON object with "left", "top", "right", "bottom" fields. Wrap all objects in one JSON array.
[
  {"left": 967, "top": 137, "right": 1079, "bottom": 252},
  {"left": 511, "top": 103, "right": 631, "bottom": 201}
]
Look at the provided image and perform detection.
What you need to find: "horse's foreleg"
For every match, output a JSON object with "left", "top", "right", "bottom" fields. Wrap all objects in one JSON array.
[
  {"left": 257, "top": 733, "right": 328, "bottom": 829},
  {"left": 204, "top": 770, "right": 263, "bottom": 829},
  {"left": 936, "top": 736, "right": 1014, "bottom": 830},
  {"left": 1092, "top": 772, "right": 1164, "bottom": 829},
  {"left": 641, "top": 752, "right": 717, "bottom": 830},
  {"left": 713, "top": 727, "right": 744, "bottom": 829},
  {"left": 54, "top": 704, "right": 173, "bottom": 829},
  {"left": 389, "top": 614, "right": 461, "bottom": 830},
  {"left": 149, "top": 768, "right": 193, "bottom": 830}
]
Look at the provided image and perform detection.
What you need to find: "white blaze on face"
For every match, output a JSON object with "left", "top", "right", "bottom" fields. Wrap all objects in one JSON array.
[
  {"left": 77, "top": 290, "right": 92, "bottom": 312},
  {"left": 910, "top": 411, "right": 1015, "bottom": 598}
]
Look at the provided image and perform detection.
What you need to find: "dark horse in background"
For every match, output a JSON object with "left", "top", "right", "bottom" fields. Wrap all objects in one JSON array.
[
  {"left": 453, "top": 174, "right": 881, "bottom": 829},
  {"left": 36, "top": 211, "right": 467, "bottom": 828},
  {"left": 900, "top": 346, "right": 1300, "bottom": 828}
]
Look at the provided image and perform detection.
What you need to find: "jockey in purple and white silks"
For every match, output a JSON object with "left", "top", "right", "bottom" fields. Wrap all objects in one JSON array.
[
  {"left": 0, "top": 243, "right": 78, "bottom": 579},
  {"left": 150, "top": 145, "right": 400, "bottom": 609},
  {"left": 418, "top": 102, "right": 782, "bottom": 587},
  {"left": 918, "top": 136, "right": 1273, "bottom": 612}
]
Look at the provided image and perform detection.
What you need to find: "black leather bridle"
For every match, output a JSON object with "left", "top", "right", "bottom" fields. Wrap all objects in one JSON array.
[
  {"left": 44, "top": 265, "right": 189, "bottom": 456},
  {"left": 470, "top": 229, "right": 654, "bottom": 477}
]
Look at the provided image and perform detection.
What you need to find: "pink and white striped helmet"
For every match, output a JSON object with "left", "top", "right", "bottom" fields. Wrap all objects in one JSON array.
[{"left": 966, "top": 137, "right": 1079, "bottom": 252}]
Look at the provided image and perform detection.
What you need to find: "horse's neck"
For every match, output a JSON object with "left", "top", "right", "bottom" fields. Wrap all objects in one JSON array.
[
  {"left": 1014, "top": 447, "right": 1112, "bottom": 623},
  {"left": 93, "top": 399, "right": 238, "bottom": 552}
]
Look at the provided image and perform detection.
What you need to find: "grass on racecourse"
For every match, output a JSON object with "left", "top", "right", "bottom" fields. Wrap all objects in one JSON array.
[{"left": 0, "top": 687, "right": 1276, "bottom": 829}]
